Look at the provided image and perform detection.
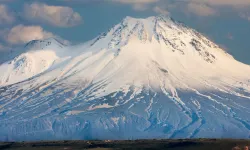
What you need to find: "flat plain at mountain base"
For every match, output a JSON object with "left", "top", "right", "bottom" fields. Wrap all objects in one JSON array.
[{"left": 1, "top": 139, "right": 250, "bottom": 150}]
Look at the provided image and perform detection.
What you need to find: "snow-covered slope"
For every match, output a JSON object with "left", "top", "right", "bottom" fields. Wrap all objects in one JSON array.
[
  {"left": 0, "top": 38, "right": 72, "bottom": 86},
  {"left": 1, "top": 16, "right": 250, "bottom": 141}
]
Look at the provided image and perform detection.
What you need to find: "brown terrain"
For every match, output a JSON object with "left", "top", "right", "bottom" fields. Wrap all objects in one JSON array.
[{"left": 1, "top": 139, "right": 250, "bottom": 150}]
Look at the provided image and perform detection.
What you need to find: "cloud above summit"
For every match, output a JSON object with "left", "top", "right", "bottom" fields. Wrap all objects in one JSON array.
[
  {"left": 109, "top": 0, "right": 159, "bottom": 4},
  {"left": 109, "top": 0, "right": 159, "bottom": 11},
  {"left": 23, "top": 2, "right": 83, "bottom": 27},
  {"left": 190, "top": 0, "right": 250, "bottom": 7},
  {"left": 5, "top": 25, "right": 54, "bottom": 45},
  {"left": 0, "top": 25, "right": 69, "bottom": 47}
]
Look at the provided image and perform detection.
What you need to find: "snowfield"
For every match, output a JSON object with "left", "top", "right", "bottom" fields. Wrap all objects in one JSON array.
[{"left": 1, "top": 16, "right": 250, "bottom": 141}]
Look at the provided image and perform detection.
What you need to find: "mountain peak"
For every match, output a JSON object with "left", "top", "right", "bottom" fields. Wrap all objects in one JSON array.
[
  {"left": 123, "top": 15, "right": 171, "bottom": 22},
  {"left": 24, "top": 37, "right": 65, "bottom": 51},
  {"left": 121, "top": 15, "right": 174, "bottom": 30},
  {"left": 91, "top": 15, "right": 228, "bottom": 64}
]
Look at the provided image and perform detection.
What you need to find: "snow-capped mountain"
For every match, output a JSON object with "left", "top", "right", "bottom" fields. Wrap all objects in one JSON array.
[
  {"left": 1, "top": 16, "right": 250, "bottom": 141},
  {"left": 0, "top": 38, "right": 68, "bottom": 86}
]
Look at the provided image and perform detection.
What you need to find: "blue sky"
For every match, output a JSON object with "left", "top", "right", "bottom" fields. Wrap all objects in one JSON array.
[{"left": 0, "top": 0, "right": 250, "bottom": 64}]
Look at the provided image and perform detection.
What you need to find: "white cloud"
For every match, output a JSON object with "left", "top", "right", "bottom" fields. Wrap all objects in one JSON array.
[
  {"left": 187, "top": 3, "right": 217, "bottom": 16},
  {"left": 148, "top": 0, "right": 250, "bottom": 17},
  {"left": 110, "top": 0, "right": 250, "bottom": 7},
  {"left": 0, "top": 4, "right": 15, "bottom": 24},
  {"left": 5, "top": 25, "right": 54, "bottom": 45},
  {"left": 153, "top": 6, "right": 169, "bottom": 15},
  {"left": 110, "top": 0, "right": 159, "bottom": 4},
  {"left": 2, "top": 25, "right": 69, "bottom": 45},
  {"left": 190, "top": 0, "right": 250, "bottom": 7},
  {"left": 0, "top": 0, "right": 15, "bottom": 2},
  {"left": 23, "top": 2, "right": 82, "bottom": 27},
  {"left": 109, "top": 0, "right": 159, "bottom": 11}
]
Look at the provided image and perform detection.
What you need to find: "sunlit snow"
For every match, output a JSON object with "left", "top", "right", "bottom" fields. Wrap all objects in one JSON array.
[{"left": 0, "top": 16, "right": 250, "bottom": 141}]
